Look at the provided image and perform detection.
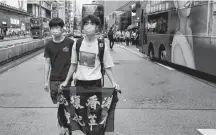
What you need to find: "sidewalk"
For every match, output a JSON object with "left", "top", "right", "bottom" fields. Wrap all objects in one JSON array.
[{"left": 116, "top": 43, "right": 148, "bottom": 58}]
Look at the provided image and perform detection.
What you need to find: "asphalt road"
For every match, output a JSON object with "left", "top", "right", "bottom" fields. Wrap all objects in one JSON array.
[{"left": 0, "top": 39, "right": 216, "bottom": 135}]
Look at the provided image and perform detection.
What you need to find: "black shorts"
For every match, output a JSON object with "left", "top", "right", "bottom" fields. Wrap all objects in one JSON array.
[{"left": 75, "top": 79, "right": 102, "bottom": 87}]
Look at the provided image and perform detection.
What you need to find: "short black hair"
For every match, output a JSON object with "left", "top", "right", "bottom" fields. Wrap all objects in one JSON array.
[
  {"left": 49, "top": 18, "right": 64, "bottom": 28},
  {"left": 82, "top": 15, "right": 101, "bottom": 27}
]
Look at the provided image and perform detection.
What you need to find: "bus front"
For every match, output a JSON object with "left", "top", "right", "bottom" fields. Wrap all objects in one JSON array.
[{"left": 81, "top": 4, "right": 104, "bottom": 38}]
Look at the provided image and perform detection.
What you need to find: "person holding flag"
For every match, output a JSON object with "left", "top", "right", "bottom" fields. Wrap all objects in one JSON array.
[{"left": 59, "top": 14, "right": 120, "bottom": 135}]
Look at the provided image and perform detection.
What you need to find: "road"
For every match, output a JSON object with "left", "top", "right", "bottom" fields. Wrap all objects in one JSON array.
[{"left": 0, "top": 38, "right": 216, "bottom": 135}]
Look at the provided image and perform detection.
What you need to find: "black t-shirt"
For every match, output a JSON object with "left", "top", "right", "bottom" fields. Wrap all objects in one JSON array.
[{"left": 44, "top": 37, "right": 74, "bottom": 81}]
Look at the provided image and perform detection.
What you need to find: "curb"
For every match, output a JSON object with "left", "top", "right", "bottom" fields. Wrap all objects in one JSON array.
[
  {"left": 117, "top": 45, "right": 148, "bottom": 58},
  {"left": 0, "top": 49, "right": 43, "bottom": 74}
]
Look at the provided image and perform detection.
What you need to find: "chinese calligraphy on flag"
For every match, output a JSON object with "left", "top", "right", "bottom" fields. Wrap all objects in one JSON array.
[{"left": 57, "top": 86, "right": 118, "bottom": 135}]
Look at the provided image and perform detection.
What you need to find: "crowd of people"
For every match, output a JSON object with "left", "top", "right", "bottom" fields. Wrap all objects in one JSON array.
[
  {"left": 6, "top": 29, "right": 30, "bottom": 38},
  {"left": 107, "top": 27, "right": 140, "bottom": 49}
]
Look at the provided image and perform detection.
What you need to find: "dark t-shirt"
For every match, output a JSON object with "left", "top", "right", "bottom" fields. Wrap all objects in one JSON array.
[{"left": 44, "top": 37, "right": 74, "bottom": 81}]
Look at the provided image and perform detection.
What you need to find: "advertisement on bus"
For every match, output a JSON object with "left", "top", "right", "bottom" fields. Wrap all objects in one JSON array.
[{"left": 141, "top": 0, "right": 216, "bottom": 78}]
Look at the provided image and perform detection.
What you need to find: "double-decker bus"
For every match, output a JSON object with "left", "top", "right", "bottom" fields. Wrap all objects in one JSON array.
[
  {"left": 139, "top": 0, "right": 216, "bottom": 81},
  {"left": 30, "top": 17, "right": 50, "bottom": 39},
  {"left": 81, "top": 4, "right": 104, "bottom": 37}
]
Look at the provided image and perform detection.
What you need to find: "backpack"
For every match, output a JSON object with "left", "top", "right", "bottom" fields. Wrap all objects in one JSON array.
[{"left": 75, "top": 38, "right": 105, "bottom": 86}]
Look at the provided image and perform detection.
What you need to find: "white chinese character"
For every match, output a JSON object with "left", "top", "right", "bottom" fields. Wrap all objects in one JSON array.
[
  {"left": 86, "top": 95, "right": 100, "bottom": 110},
  {"left": 101, "top": 96, "right": 113, "bottom": 109},
  {"left": 70, "top": 95, "right": 84, "bottom": 109},
  {"left": 88, "top": 114, "right": 97, "bottom": 131},
  {"left": 73, "top": 114, "right": 85, "bottom": 126},
  {"left": 64, "top": 109, "right": 71, "bottom": 124}
]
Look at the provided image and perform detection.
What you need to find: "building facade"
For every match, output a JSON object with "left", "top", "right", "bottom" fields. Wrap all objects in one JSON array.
[
  {"left": 27, "top": 1, "right": 52, "bottom": 19},
  {"left": 58, "top": 0, "right": 66, "bottom": 23},
  {"left": 0, "top": 1, "right": 31, "bottom": 31},
  {"left": 51, "top": 0, "right": 59, "bottom": 18},
  {"left": 0, "top": 0, "right": 28, "bottom": 11}
]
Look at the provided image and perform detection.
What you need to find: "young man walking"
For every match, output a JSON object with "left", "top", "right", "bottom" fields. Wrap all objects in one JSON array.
[
  {"left": 108, "top": 27, "right": 114, "bottom": 50},
  {"left": 44, "top": 17, "right": 74, "bottom": 104},
  {"left": 60, "top": 14, "right": 119, "bottom": 89},
  {"left": 60, "top": 14, "right": 120, "bottom": 135}
]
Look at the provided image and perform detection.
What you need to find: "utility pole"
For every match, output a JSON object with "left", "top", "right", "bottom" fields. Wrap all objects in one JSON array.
[
  {"left": 73, "top": 0, "right": 76, "bottom": 31},
  {"left": 39, "top": 1, "right": 43, "bottom": 38}
]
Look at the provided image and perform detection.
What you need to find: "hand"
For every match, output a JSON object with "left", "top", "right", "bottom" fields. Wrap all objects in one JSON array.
[
  {"left": 44, "top": 82, "right": 50, "bottom": 92},
  {"left": 59, "top": 81, "right": 68, "bottom": 89},
  {"left": 112, "top": 82, "right": 120, "bottom": 90}
]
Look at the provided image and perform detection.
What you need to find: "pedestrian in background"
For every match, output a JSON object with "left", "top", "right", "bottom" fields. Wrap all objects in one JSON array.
[
  {"left": 44, "top": 17, "right": 74, "bottom": 104},
  {"left": 125, "top": 30, "right": 130, "bottom": 46},
  {"left": 108, "top": 27, "right": 114, "bottom": 50}
]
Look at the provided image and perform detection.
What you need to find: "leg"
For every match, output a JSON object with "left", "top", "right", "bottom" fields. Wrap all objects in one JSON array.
[
  {"left": 126, "top": 38, "right": 129, "bottom": 46},
  {"left": 50, "top": 81, "right": 62, "bottom": 104},
  {"left": 109, "top": 39, "right": 112, "bottom": 49},
  {"left": 111, "top": 40, "right": 114, "bottom": 49}
]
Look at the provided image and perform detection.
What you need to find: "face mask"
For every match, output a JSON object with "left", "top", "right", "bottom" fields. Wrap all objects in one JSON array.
[
  {"left": 51, "top": 27, "right": 62, "bottom": 36},
  {"left": 84, "top": 25, "right": 96, "bottom": 36}
]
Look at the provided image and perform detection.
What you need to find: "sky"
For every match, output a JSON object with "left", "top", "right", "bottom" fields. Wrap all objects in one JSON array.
[{"left": 76, "top": 0, "right": 92, "bottom": 9}]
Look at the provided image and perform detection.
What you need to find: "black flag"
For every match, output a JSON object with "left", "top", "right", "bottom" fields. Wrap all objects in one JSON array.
[{"left": 57, "top": 86, "right": 118, "bottom": 135}]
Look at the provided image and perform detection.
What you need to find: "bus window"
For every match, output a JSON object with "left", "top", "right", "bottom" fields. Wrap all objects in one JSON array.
[{"left": 147, "top": 12, "right": 168, "bottom": 34}]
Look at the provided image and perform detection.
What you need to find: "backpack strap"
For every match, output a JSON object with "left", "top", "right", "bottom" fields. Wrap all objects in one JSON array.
[
  {"left": 97, "top": 38, "right": 105, "bottom": 86},
  {"left": 76, "top": 38, "right": 84, "bottom": 62}
]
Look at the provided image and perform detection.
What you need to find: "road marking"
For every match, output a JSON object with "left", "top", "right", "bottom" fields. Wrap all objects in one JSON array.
[
  {"left": 120, "top": 95, "right": 127, "bottom": 104},
  {"left": 197, "top": 129, "right": 216, "bottom": 135},
  {"left": 117, "top": 45, "right": 146, "bottom": 58},
  {"left": 116, "top": 131, "right": 124, "bottom": 135},
  {"left": 154, "top": 62, "right": 175, "bottom": 71}
]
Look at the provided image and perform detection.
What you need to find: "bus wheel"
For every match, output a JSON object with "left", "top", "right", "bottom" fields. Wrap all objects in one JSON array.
[
  {"left": 149, "top": 49, "right": 154, "bottom": 61},
  {"left": 160, "top": 50, "right": 167, "bottom": 61}
]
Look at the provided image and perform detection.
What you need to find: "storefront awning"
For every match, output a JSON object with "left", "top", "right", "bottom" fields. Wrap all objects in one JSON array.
[{"left": 127, "top": 24, "right": 138, "bottom": 30}]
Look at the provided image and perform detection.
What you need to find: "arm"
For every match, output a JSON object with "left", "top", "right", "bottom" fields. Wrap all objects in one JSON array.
[
  {"left": 64, "top": 64, "right": 77, "bottom": 83},
  {"left": 44, "top": 58, "right": 51, "bottom": 83},
  {"left": 44, "top": 43, "right": 51, "bottom": 84},
  {"left": 60, "top": 41, "right": 78, "bottom": 87},
  {"left": 105, "top": 67, "right": 115, "bottom": 85},
  {"left": 103, "top": 45, "right": 120, "bottom": 89}
]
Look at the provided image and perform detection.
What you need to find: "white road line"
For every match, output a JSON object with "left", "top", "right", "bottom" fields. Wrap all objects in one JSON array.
[
  {"left": 116, "top": 131, "right": 124, "bottom": 135},
  {"left": 197, "top": 129, "right": 216, "bottom": 135},
  {"left": 120, "top": 95, "right": 127, "bottom": 104},
  {"left": 154, "top": 62, "right": 175, "bottom": 71},
  {"left": 117, "top": 45, "right": 146, "bottom": 58}
]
